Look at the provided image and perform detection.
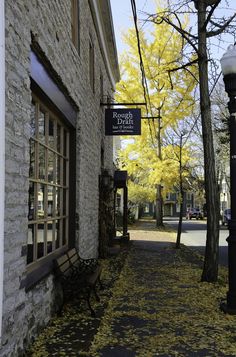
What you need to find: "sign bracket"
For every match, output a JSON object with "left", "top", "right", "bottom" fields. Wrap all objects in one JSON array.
[
  {"left": 100, "top": 102, "right": 146, "bottom": 107},
  {"left": 141, "top": 116, "right": 162, "bottom": 119}
]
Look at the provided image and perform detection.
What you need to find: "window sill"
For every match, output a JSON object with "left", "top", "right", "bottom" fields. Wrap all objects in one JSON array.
[{"left": 20, "top": 247, "right": 68, "bottom": 292}]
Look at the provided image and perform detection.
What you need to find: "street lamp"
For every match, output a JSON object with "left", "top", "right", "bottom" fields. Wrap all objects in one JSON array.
[
  {"left": 220, "top": 44, "right": 236, "bottom": 314},
  {"left": 100, "top": 169, "right": 113, "bottom": 191}
]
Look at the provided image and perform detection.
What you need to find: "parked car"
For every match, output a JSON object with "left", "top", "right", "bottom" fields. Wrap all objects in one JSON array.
[
  {"left": 222, "top": 208, "right": 231, "bottom": 226},
  {"left": 186, "top": 208, "right": 204, "bottom": 220}
]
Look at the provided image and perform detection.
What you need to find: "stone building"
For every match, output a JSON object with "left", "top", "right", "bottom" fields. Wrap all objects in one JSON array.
[{"left": 0, "top": 0, "right": 119, "bottom": 355}]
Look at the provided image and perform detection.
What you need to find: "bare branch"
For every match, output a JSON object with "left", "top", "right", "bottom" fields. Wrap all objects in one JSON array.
[
  {"left": 203, "top": 0, "right": 221, "bottom": 30},
  {"left": 207, "top": 13, "right": 236, "bottom": 37},
  {"left": 168, "top": 59, "right": 199, "bottom": 83},
  {"left": 149, "top": 13, "right": 199, "bottom": 54}
]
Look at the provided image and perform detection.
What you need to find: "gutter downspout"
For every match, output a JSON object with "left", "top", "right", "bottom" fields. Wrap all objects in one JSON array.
[{"left": 0, "top": 0, "right": 5, "bottom": 342}]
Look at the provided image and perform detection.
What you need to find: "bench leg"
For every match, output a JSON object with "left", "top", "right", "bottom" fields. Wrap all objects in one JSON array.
[
  {"left": 98, "top": 276, "right": 104, "bottom": 290},
  {"left": 57, "top": 286, "right": 71, "bottom": 316},
  {"left": 93, "top": 285, "right": 100, "bottom": 302},
  {"left": 86, "top": 290, "right": 96, "bottom": 317},
  {"left": 57, "top": 304, "right": 64, "bottom": 317}
]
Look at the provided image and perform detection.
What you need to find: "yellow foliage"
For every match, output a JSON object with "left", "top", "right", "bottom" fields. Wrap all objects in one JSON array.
[{"left": 116, "top": 6, "right": 197, "bottom": 203}]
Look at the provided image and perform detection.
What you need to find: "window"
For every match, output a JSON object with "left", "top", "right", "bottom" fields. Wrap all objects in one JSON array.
[
  {"left": 27, "top": 95, "right": 70, "bottom": 265},
  {"left": 71, "top": 0, "right": 80, "bottom": 53},
  {"left": 165, "top": 193, "right": 171, "bottom": 200},
  {"left": 89, "top": 38, "right": 95, "bottom": 92},
  {"left": 187, "top": 193, "right": 192, "bottom": 201}
]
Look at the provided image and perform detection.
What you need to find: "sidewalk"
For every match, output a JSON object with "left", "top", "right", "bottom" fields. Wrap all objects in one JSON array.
[{"left": 26, "top": 219, "right": 236, "bottom": 357}]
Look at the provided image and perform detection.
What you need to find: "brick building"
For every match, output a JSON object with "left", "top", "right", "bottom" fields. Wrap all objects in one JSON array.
[{"left": 0, "top": 0, "right": 119, "bottom": 355}]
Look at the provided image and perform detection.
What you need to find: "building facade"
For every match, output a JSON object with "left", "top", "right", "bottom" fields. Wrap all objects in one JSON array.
[
  {"left": 0, "top": 0, "right": 119, "bottom": 355},
  {"left": 140, "top": 192, "right": 195, "bottom": 218},
  {"left": 164, "top": 192, "right": 194, "bottom": 217}
]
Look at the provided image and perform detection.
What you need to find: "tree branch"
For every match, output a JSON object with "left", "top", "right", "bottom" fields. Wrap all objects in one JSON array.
[
  {"left": 207, "top": 13, "right": 236, "bottom": 38},
  {"left": 168, "top": 58, "right": 199, "bottom": 83},
  {"left": 203, "top": 0, "right": 221, "bottom": 30},
  {"left": 149, "top": 13, "right": 199, "bottom": 54}
]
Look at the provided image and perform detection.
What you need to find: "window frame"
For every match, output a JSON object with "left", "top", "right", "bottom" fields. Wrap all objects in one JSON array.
[
  {"left": 27, "top": 94, "right": 70, "bottom": 266},
  {"left": 21, "top": 51, "right": 77, "bottom": 291}
]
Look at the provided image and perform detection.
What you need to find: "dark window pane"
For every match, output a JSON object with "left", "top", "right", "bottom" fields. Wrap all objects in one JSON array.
[
  {"left": 47, "top": 222, "right": 53, "bottom": 254},
  {"left": 55, "top": 187, "right": 61, "bottom": 216},
  {"left": 55, "top": 220, "right": 60, "bottom": 249},
  {"left": 38, "top": 109, "right": 45, "bottom": 143},
  {"left": 55, "top": 155, "right": 61, "bottom": 184},
  {"left": 38, "top": 184, "right": 45, "bottom": 218},
  {"left": 29, "top": 139, "right": 35, "bottom": 178},
  {"left": 57, "top": 124, "right": 61, "bottom": 153},
  {"left": 27, "top": 224, "right": 35, "bottom": 264},
  {"left": 62, "top": 218, "right": 67, "bottom": 245},
  {"left": 63, "top": 189, "right": 67, "bottom": 215},
  {"left": 48, "top": 118, "right": 54, "bottom": 148},
  {"left": 63, "top": 129, "right": 67, "bottom": 156},
  {"left": 48, "top": 150, "right": 54, "bottom": 183},
  {"left": 28, "top": 181, "right": 35, "bottom": 221},
  {"left": 48, "top": 186, "right": 53, "bottom": 216},
  {"left": 63, "top": 159, "right": 67, "bottom": 186},
  {"left": 37, "top": 222, "right": 45, "bottom": 259},
  {"left": 30, "top": 101, "right": 36, "bottom": 137},
  {"left": 38, "top": 145, "right": 45, "bottom": 180}
]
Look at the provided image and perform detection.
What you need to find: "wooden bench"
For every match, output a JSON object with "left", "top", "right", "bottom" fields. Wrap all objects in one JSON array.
[{"left": 54, "top": 248, "right": 103, "bottom": 317}]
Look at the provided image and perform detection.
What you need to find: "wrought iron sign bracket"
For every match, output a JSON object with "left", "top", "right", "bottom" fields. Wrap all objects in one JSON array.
[
  {"left": 141, "top": 116, "right": 162, "bottom": 119},
  {"left": 100, "top": 102, "right": 146, "bottom": 107}
]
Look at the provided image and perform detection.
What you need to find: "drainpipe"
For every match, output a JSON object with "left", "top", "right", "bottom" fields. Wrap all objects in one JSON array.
[{"left": 0, "top": 0, "right": 5, "bottom": 342}]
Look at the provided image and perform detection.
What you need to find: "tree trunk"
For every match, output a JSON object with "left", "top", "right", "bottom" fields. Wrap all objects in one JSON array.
[
  {"left": 197, "top": 0, "right": 220, "bottom": 282},
  {"left": 156, "top": 110, "right": 164, "bottom": 227},
  {"left": 176, "top": 134, "right": 184, "bottom": 249},
  {"left": 156, "top": 184, "right": 164, "bottom": 226},
  {"left": 176, "top": 199, "right": 184, "bottom": 249}
]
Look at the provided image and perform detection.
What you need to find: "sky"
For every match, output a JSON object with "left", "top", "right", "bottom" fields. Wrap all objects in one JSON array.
[
  {"left": 110, "top": 0, "right": 236, "bottom": 63},
  {"left": 110, "top": 0, "right": 156, "bottom": 55}
]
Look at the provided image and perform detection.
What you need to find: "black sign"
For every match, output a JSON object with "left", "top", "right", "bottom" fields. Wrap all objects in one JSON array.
[{"left": 105, "top": 108, "right": 141, "bottom": 136}]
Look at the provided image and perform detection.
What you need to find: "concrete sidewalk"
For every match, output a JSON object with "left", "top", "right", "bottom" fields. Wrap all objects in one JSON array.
[{"left": 26, "top": 219, "right": 236, "bottom": 357}]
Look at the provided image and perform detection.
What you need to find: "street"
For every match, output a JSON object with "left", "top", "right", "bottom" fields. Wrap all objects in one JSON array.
[{"left": 164, "top": 217, "right": 228, "bottom": 266}]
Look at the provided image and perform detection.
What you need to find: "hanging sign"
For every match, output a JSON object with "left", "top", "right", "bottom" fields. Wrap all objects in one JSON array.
[{"left": 105, "top": 108, "right": 141, "bottom": 136}]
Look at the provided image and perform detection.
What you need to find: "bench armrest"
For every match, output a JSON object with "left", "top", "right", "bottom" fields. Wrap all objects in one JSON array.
[{"left": 78, "top": 257, "right": 99, "bottom": 273}]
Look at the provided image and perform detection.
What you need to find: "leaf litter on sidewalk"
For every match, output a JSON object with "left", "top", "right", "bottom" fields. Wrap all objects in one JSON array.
[
  {"left": 26, "top": 230, "right": 236, "bottom": 357},
  {"left": 89, "top": 244, "right": 236, "bottom": 357}
]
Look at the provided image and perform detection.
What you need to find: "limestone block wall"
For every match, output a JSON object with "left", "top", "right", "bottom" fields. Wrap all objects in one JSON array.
[{"left": 1, "top": 0, "right": 116, "bottom": 355}]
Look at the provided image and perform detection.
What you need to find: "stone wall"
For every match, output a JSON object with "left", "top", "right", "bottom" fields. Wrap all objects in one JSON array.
[{"left": 1, "top": 0, "right": 116, "bottom": 355}]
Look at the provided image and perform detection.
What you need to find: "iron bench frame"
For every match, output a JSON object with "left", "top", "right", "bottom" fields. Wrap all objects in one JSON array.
[{"left": 54, "top": 248, "right": 103, "bottom": 317}]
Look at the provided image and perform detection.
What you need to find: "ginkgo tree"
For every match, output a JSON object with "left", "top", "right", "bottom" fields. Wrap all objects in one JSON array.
[
  {"left": 119, "top": 121, "right": 197, "bottom": 227},
  {"left": 116, "top": 8, "right": 197, "bottom": 226}
]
